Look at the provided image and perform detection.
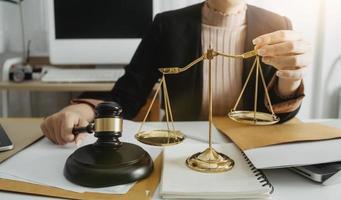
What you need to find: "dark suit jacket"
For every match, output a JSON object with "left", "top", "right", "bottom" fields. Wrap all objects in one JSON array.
[{"left": 84, "top": 3, "right": 303, "bottom": 122}]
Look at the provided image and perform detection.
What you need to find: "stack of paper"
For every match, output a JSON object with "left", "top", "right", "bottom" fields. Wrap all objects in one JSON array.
[{"left": 161, "top": 143, "right": 273, "bottom": 199}]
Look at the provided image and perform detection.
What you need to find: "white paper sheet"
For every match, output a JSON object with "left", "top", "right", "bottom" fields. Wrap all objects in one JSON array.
[{"left": 0, "top": 120, "right": 161, "bottom": 194}]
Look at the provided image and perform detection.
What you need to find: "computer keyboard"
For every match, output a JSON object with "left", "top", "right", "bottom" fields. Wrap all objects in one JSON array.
[{"left": 41, "top": 68, "right": 125, "bottom": 83}]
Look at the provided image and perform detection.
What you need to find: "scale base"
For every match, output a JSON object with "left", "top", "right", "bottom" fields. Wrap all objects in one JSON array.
[
  {"left": 186, "top": 147, "right": 234, "bottom": 173},
  {"left": 64, "top": 142, "right": 153, "bottom": 187},
  {"left": 135, "top": 130, "right": 185, "bottom": 146}
]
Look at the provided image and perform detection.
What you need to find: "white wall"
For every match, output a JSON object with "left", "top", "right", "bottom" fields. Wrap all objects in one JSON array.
[
  {"left": 318, "top": 0, "right": 341, "bottom": 118},
  {"left": 0, "top": 0, "right": 47, "bottom": 55},
  {"left": 0, "top": 0, "right": 339, "bottom": 119},
  {"left": 0, "top": 2, "right": 5, "bottom": 53}
]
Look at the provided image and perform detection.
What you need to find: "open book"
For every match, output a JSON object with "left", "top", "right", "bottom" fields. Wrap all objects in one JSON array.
[{"left": 161, "top": 143, "right": 273, "bottom": 199}]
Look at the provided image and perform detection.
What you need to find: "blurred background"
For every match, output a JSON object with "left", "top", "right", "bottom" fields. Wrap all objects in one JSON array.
[{"left": 0, "top": 0, "right": 340, "bottom": 120}]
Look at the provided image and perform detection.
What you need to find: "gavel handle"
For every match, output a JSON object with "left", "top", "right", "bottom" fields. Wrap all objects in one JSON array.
[{"left": 72, "top": 123, "right": 94, "bottom": 135}]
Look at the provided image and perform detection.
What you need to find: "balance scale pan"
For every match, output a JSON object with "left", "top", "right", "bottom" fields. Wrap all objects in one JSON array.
[
  {"left": 228, "top": 110, "right": 280, "bottom": 125},
  {"left": 135, "top": 130, "right": 185, "bottom": 146}
]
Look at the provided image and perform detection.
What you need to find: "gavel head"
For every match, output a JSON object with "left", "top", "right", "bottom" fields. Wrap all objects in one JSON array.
[
  {"left": 95, "top": 102, "right": 122, "bottom": 118},
  {"left": 93, "top": 102, "right": 123, "bottom": 148}
]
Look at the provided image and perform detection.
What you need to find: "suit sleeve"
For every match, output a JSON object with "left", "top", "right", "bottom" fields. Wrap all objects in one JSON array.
[
  {"left": 265, "top": 16, "right": 305, "bottom": 123},
  {"left": 76, "top": 14, "right": 164, "bottom": 119},
  {"left": 106, "top": 14, "right": 164, "bottom": 119}
]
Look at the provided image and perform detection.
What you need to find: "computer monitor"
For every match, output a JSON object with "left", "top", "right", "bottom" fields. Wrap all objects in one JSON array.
[{"left": 47, "top": 0, "right": 157, "bottom": 65}]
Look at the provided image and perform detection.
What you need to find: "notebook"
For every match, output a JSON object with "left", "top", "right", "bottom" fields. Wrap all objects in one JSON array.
[
  {"left": 160, "top": 143, "right": 273, "bottom": 199},
  {"left": 213, "top": 117, "right": 341, "bottom": 169}
]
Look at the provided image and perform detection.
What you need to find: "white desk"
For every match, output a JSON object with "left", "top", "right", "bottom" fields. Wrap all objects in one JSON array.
[{"left": 1, "top": 119, "right": 341, "bottom": 200}]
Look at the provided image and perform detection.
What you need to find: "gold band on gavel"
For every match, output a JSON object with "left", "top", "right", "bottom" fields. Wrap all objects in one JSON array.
[{"left": 95, "top": 118, "right": 122, "bottom": 133}]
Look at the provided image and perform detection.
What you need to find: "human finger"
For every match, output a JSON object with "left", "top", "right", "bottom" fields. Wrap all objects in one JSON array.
[
  {"left": 276, "top": 67, "right": 307, "bottom": 80},
  {"left": 75, "top": 118, "right": 89, "bottom": 146},
  {"left": 44, "top": 117, "right": 59, "bottom": 144},
  {"left": 262, "top": 54, "right": 310, "bottom": 70},
  {"left": 52, "top": 116, "right": 65, "bottom": 145},
  {"left": 41, "top": 120, "right": 55, "bottom": 144},
  {"left": 258, "top": 40, "right": 310, "bottom": 56},
  {"left": 60, "top": 112, "right": 78, "bottom": 143},
  {"left": 75, "top": 133, "right": 88, "bottom": 147},
  {"left": 253, "top": 30, "right": 302, "bottom": 47}
]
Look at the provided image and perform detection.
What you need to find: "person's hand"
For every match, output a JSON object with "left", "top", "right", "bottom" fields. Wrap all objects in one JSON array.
[
  {"left": 40, "top": 104, "right": 95, "bottom": 145},
  {"left": 252, "top": 30, "right": 312, "bottom": 96},
  {"left": 253, "top": 30, "right": 311, "bottom": 71}
]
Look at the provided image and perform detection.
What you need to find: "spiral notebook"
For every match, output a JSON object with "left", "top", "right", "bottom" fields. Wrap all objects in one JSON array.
[{"left": 160, "top": 143, "right": 273, "bottom": 199}]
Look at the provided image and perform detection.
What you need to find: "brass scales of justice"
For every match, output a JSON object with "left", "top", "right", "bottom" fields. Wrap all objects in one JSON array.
[{"left": 135, "top": 46, "right": 280, "bottom": 173}]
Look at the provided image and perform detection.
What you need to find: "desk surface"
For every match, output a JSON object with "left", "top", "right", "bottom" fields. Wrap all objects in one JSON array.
[
  {"left": 0, "top": 81, "right": 115, "bottom": 92},
  {"left": 0, "top": 118, "right": 341, "bottom": 200}
]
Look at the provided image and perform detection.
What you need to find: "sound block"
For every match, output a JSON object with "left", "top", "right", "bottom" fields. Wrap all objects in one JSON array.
[{"left": 64, "top": 142, "right": 153, "bottom": 187}]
